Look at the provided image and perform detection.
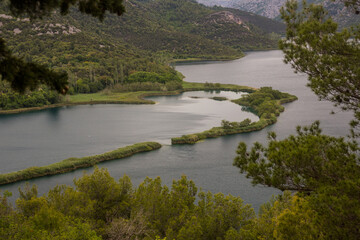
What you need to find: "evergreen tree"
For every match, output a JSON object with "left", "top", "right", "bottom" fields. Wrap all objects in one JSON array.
[{"left": 279, "top": 0, "right": 360, "bottom": 133}]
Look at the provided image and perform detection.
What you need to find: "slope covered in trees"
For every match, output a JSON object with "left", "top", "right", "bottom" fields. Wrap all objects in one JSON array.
[{"left": 0, "top": 0, "right": 284, "bottom": 108}]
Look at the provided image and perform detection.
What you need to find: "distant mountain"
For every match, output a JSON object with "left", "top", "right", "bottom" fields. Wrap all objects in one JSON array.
[
  {"left": 99, "top": 0, "right": 285, "bottom": 54},
  {"left": 197, "top": 0, "right": 360, "bottom": 28}
]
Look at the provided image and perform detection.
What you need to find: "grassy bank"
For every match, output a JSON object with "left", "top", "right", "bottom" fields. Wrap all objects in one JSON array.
[
  {"left": 172, "top": 87, "right": 298, "bottom": 145},
  {"left": 182, "top": 82, "right": 256, "bottom": 92},
  {"left": 0, "top": 82, "right": 256, "bottom": 115},
  {"left": 0, "top": 142, "right": 162, "bottom": 185},
  {"left": 170, "top": 54, "right": 245, "bottom": 63}
]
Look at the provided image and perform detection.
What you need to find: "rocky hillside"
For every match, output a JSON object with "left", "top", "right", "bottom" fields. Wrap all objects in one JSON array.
[{"left": 197, "top": 0, "right": 360, "bottom": 28}]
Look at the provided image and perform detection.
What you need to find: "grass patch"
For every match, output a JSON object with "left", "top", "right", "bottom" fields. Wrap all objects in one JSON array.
[
  {"left": 69, "top": 92, "right": 156, "bottom": 104},
  {"left": 170, "top": 54, "right": 244, "bottom": 63},
  {"left": 182, "top": 82, "right": 256, "bottom": 92},
  {"left": 0, "top": 82, "right": 256, "bottom": 115},
  {"left": 0, "top": 142, "right": 162, "bottom": 185}
]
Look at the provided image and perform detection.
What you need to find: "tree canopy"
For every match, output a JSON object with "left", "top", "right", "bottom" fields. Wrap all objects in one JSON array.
[
  {"left": 0, "top": 167, "right": 255, "bottom": 239},
  {"left": 279, "top": 0, "right": 360, "bottom": 133}
]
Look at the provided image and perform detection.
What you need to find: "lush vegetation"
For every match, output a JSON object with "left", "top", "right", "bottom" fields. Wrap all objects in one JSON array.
[
  {"left": 0, "top": 142, "right": 161, "bottom": 185},
  {"left": 3, "top": 163, "right": 357, "bottom": 239},
  {"left": 232, "top": 87, "right": 295, "bottom": 117},
  {"left": 211, "top": 96, "right": 228, "bottom": 101},
  {"left": 234, "top": 121, "right": 360, "bottom": 239},
  {"left": 0, "top": 81, "right": 63, "bottom": 110},
  {"left": 0, "top": 167, "right": 257, "bottom": 240},
  {"left": 0, "top": 81, "right": 256, "bottom": 114},
  {"left": 172, "top": 87, "right": 297, "bottom": 144}
]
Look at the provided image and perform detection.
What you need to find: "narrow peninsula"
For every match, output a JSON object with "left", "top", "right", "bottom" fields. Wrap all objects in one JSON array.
[
  {"left": 0, "top": 142, "right": 161, "bottom": 185},
  {"left": 171, "top": 87, "right": 297, "bottom": 144}
]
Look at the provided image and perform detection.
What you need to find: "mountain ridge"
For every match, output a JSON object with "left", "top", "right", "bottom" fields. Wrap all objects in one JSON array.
[{"left": 197, "top": 0, "right": 360, "bottom": 28}]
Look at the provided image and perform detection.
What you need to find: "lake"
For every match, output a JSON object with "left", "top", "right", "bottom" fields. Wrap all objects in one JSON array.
[{"left": 0, "top": 50, "right": 353, "bottom": 210}]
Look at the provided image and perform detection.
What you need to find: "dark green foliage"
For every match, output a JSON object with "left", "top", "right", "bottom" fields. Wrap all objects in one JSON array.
[
  {"left": 211, "top": 96, "right": 227, "bottom": 101},
  {"left": 280, "top": 0, "right": 360, "bottom": 134},
  {"left": 0, "top": 81, "right": 63, "bottom": 110},
  {"left": 233, "top": 122, "right": 360, "bottom": 239},
  {"left": 222, "top": 118, "right": 251, "bottom": 129},
  {"left": 232, "top": 87, "right": 293, "bottom": 117},
  {"left": 0, "top": 168, "right": 255, "bottom": 239},
  {"left": 172, "top": 88, "right": 297, "bottom": 144},
  {"left": 0, "top": 142, "right": 161, "bottom": 185}
]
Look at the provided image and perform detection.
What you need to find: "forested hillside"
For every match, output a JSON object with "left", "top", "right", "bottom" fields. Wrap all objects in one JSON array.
[
  {"left": 0, "top": 0, "right": 284, "bottom": 109},
  {"left": 1, "top": 0, "right": 356, "bottom": 105}
]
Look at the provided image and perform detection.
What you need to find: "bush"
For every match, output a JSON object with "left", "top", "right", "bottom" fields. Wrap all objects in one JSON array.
[{"left": 0, "top": 82, "right": 63, "bottom": 110}]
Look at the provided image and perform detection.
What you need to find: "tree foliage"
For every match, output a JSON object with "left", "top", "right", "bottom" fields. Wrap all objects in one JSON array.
[
  {"left": 0, "top": 168, "right": 256, "bottom": 239},
  {"left": 279, "top": 0, "right": 360, "bottom": 132},
  {"left": 234, "top": 121, "right": 360, "bottom": 239},
  {"left": 234, "top": 121, "right": 360, "bottom": 192}
]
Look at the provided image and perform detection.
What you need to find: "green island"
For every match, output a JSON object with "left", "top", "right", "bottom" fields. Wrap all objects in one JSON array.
[
  {"left": 171, "top": 87, "right": 297, "bottom": 144},
  {"left": 210, "top": 96, "right": 228, "bottom": 101},
  {"left": 0, "top": 142, "right": 161, "bottom": 186}
]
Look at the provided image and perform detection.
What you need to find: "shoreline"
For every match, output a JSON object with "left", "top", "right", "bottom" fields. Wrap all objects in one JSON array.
[
  {"left": 171, "top": 90, "right": 298, "bottom": 145},
  {"left": 0, "top": 82, "right": 256, "bottom": 115},
  {"left": 0, "top": 84, "right": 296, "bottom": 184}
]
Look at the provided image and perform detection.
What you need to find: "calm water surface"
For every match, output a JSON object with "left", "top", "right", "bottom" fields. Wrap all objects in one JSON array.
[{"left": 0, "top": 50, "right": 353, "bottom": 210}]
